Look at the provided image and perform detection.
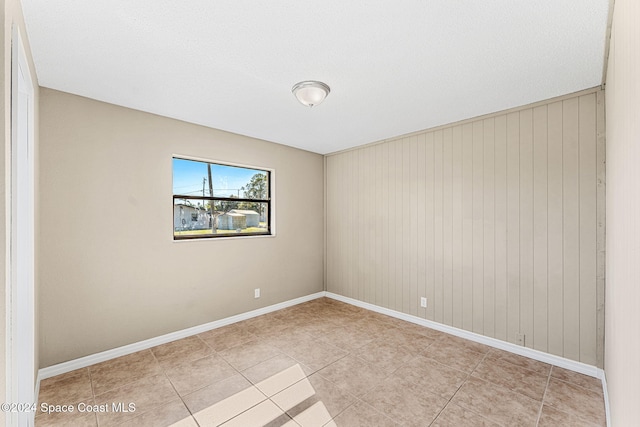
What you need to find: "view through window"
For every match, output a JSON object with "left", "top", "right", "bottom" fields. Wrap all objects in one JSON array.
[{"left": 173, "top": 157, "right": 271, "bottom": 239}]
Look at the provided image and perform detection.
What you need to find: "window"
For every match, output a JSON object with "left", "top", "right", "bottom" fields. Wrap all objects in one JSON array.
[{"left": 173, "top": 157, "right": 272, "bottom": 239}]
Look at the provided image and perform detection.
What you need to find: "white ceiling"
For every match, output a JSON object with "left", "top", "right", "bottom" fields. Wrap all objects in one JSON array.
[{"left": 21, "top": 1, "right": 610, "bottom": 155}]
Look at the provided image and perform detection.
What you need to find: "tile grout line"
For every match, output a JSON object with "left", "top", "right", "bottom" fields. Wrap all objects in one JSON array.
[
  {"left": 171, "top": 351, "right": 268, "bottom": 427},
  {"left": 231, "top": 322, "right": 354, "bottom": 426},
  {"left": 248, "top": 334, "right": 355, "bottom": 426},
  {"left": 310, "top": 348, "right": 385, "bottom": 425},
  {"left": 460, "top": 347, "right": 563, "bottom": 425},
  {"left": 311, "top": 324, "right": 416, "bottom": 426},
  {"left": 89, "top": 349, "right": 161, "bottom": 398},
  {"left": 370, "top": 319, "right": 488, "bottom": 426},
  {"left": 534, "top": 365, "right": 553, "bottom": 426},
  {"left": 427, "top": 349, "right": 496, "bottom": 426},
  {"left": 544, "top": 368, "right": 607, "bottom": 426},
  {"left": 187, "top": 336, "right": 276, "bottom": 425},
  {"left": 194, "top": 331, "right": 311, "bottom": 426},
  {"left": 149, "top": 346, "right": 202, "bottom": 427},
  {"left": 185, "top": 346, "right": 304, "bottom": 427},
  {"left": 86, "top": 367, "right": 99, "bottom": 427},
  {"left": 215, "top": 384, "right": 274, "bottom": 427},
  {"left": 550, "top": 374, "right": 605, "bottom": 396},
  {"left": 148, "top": 351, "right": 174, "bottom": 420},
  {"left": 164, "top": 372, "right": 202, "bottom": 427}
]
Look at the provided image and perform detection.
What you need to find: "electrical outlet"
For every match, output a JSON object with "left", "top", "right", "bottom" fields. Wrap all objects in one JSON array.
[
  {"left": 516, "top": 333, "right": 525, "bottom": 346},
  {"left": 420, "top": 297, "right": 427, "bottom": 308},
  {"left": 254, "top": 288, "right": 261, "bottom": 299}
]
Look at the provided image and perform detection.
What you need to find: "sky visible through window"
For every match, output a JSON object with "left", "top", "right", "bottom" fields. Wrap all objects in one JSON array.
[{"left": 173, "top": 158, "right": 265, "bottom": 198}]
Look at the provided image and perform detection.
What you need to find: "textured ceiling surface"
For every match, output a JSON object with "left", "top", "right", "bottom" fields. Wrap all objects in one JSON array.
[{"left": 21, "top": 1, "right": 610, "bottom": 154}]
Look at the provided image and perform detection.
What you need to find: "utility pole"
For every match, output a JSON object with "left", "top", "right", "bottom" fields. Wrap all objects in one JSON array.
[
  {"left": 207, "top": 164, "right": 216, "bottom": 232},
  {"left": 202, "top": 177, "right": 206, "bottom": 197}
]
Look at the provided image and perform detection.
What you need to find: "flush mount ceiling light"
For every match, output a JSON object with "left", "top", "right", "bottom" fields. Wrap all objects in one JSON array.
[{"left": 292, "top": 81, "right": 330, "bottom": 107}]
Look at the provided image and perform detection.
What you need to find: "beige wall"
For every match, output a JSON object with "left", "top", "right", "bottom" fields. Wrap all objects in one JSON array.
[
  {"left": 604, "top": 0, "right": 640, "bottom": 423},
  {"left": 326, "top": 89, "right": 605, "bottom": 366},
  {"left": 38, "top": 88, "right": 324, "bottom": 367},
  {"left": 1, "top": 0, "right": 39, "bottom": 420}
]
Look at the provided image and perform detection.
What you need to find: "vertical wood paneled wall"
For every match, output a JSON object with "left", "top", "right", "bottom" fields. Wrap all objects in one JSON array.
[{"left": 326, "top": 89, "right": 605, "bottom": 366}]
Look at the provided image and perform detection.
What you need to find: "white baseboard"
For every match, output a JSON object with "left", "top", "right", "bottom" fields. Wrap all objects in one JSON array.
[
  {"left": 325, "top": 292, "right": 611, "bottom": 425},
  {"left": 37, "top": 290, "right": 610, "bottom": 427},
  {"left": 38, "top": 292, "right": 325, "bottom": 380},
  {"left": 601, "top": 371, "right": 611, "bottom": 426},
  {"left": 324, "top": 292, "right": 602, "bottom": 378}
]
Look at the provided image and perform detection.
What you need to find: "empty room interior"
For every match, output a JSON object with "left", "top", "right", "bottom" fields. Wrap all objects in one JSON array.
[{"left": 1, "top": 0, "right": 639, "bottom": 426}]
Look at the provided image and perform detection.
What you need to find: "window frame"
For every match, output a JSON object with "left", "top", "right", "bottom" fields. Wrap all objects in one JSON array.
[{"left": 172, "top": 155, "right": 274, "bottom": 241}]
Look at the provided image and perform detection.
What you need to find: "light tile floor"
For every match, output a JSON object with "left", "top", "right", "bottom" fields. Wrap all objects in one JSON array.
[{"left": 35, "top": 298, "right": 606, "bottom": 426}]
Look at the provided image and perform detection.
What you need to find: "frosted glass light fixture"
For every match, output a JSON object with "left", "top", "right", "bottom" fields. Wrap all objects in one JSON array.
[{"left": 292, "top": 81, "right": 330, "bottom": 107}]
